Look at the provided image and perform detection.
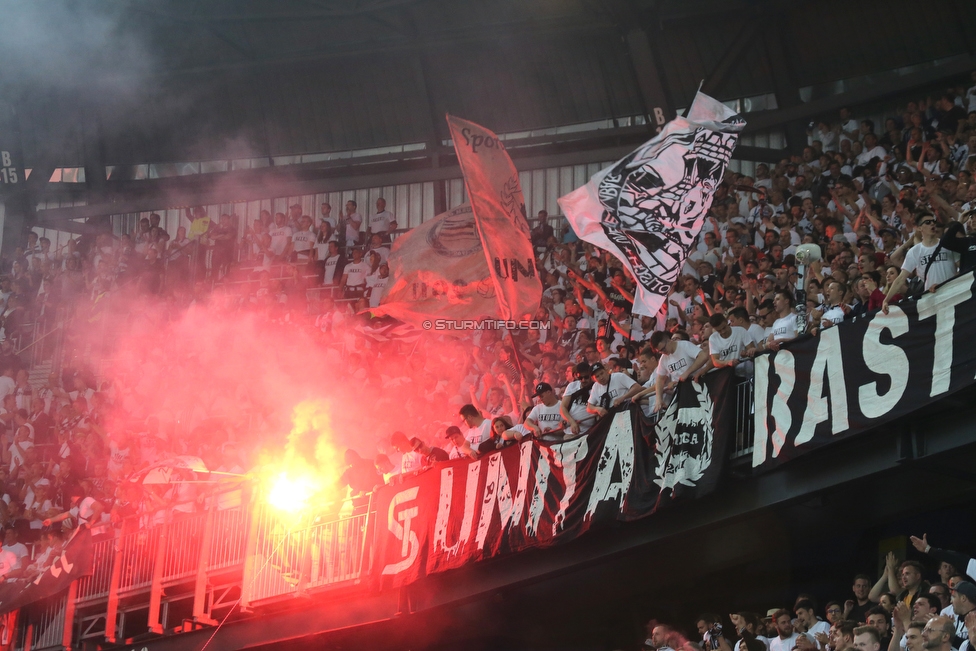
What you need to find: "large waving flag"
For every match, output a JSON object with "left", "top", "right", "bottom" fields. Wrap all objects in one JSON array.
[
  {"left": 370, "top": 204, "right": 498, "bottom": 326},
  {"left": 558, "top": 92, "right": 744, "bottom": 316},
  {"left": 446, "top": 115, "right": 542, "bottom": 321},
  {"left": 371, "top": 203, "right": 501, "bottom": 327}
]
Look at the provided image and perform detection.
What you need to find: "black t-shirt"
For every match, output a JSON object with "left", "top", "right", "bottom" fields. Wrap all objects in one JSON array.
[
  {"left": 847, "top": 600, "right": 872, "bottom": 624},
  {"left": 424, "top": 447, "right": 450, "bottom": 464}
]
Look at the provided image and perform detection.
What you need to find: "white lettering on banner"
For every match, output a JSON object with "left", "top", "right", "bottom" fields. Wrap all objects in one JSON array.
[
  {"left": 769, "top": 350, "right": 796, "bottom": 458},
  {"left": 752, "top": 355, "right": 770, "bottom": 467},
  {"left": 859, "top": 308, "right": 910, "bottom": 418},
  {"left": 381, "top": 487, "right": 420, "bottom": 575},
  {"left": 475, "top": 453, "right": 516, "bottom": 550},
  {"left": 795, "top": 327, "right": 849, "bottom": 446},
  {"left": 550, "top": 436, "right": 589, "bottom": 535},
  {"left": 585, "top": 412, "right": 635, "bottom": 518},
  {"left": 433, "top": 462, "right": 481, "bottom": 556},
  {"left": 526, "top": 449, "right": 551, "bottom": 537},
  {"left": 510, "top": 441, "right": 537, "bottom": 534},
  {"left": 918, "top": 273, "right": 972, "bottom": 397}
]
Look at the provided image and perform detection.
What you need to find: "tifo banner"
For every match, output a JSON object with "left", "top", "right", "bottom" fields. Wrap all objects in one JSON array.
[
  {"left": 653, "top": 367, "right": 736, "bottom": 505},
  {"left": 374, "top": 369, "right": 734, "bottom": 588},
  {"left": 372, "top": 203, "right": 500, "bottom": 328},
  {"left": 558, "top": 92, "right": 744, "bottom": 316},
  {"left": 0, "top": 526, "right": 93, "bottom": 615},
  {"left": 753, "top": 272, "right": 976, "bottom": 470},
  {"left": 446, "top": 115, "right": 542, "bottom": 321}
]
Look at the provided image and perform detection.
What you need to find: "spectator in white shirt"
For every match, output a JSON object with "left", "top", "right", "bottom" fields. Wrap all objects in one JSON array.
[{"left": 648, "top": 331, "right": 710, "bottom": 411}]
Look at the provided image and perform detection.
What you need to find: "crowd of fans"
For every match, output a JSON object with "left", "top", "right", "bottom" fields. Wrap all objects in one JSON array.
[
  {"left": 0, "top": 81, "right": 973, "bottom": 582},
  {"left": 639, "top": 535, "right": 976, "bottom": 651}
]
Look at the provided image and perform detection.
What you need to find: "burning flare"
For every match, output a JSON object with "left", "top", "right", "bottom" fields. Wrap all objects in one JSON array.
[{"left": 258, "top": 401, "right": 345, "bottom": 517}]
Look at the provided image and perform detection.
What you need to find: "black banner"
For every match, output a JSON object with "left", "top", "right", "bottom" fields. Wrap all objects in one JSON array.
[
  {"left": 0, "top": 527, "right": 93, "bottom": 615},
  {"left": 753, "top": 272, "right": 976, "bottom": 470},
  {"left": 374, "top": 369, "right": 735, "bottom": 587}
]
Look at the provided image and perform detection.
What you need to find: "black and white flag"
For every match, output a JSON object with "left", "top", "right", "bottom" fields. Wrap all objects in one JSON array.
[{"left": 558, "top": 92, "right": 744, "bottom": 316}]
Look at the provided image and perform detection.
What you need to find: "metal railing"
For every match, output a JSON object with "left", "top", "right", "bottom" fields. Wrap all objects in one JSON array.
[
  {"left": 161, "top": 512, "right": 207, "bottom": 585},
  {"left": 242, "top": 502, "right": 372, "bottom": 607},
  {"left": 75, "top": 537, "right": 115, "bottom": 605},
  {"left": 17, "top": 593, "right": 67, "bottom": 651},
  {"left": 732, "top": 378, "right": 755, "bottom": 458},
  {"left": 117, "top": 526, "right": 161, "bottom": 594}
]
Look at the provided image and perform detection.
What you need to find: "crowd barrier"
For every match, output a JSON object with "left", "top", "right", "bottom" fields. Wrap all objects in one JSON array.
[{"left": 2, "top": 366, "right": 756, "bottom": 650}]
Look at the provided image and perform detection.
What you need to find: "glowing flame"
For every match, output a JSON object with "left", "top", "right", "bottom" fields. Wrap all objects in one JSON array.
[
  {"left": 258, "top": 401, "right": 344, "bottom": 517},
  {"left": 267, "top": 473, "right": 316, "bottom": 513}
]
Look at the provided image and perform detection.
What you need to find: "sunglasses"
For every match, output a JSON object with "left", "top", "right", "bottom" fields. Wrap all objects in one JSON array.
[{"left": 919, "top": 220, "right": 937, "bottom": 227}]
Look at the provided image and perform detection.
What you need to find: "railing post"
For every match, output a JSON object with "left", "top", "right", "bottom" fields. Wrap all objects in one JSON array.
[
  {"left": 61, "top": 581, "right": 78, "bottom": 650},
  {"left": 240, "top": 499, "right": 261, "bottom": 610},
  {"left": 147, "top": 519, "right": 169, "bottom": 634},
  {"left": 103, "top": 528, "right": 124, "bottom": 643},
  {"left": 192, "top": 492, "right": 218, "bottom": 625}
]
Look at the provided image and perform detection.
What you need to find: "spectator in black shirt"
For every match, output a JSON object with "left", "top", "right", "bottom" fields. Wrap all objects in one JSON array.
[{"left": 531, "top": 210, "right": 555, "bottom": 251}]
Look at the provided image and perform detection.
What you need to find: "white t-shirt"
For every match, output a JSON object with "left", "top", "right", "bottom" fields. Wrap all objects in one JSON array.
[
  {"left": 747, "top": 323, "right": 767, "bottom": 345},
  {"left": 0, "top": 376, "right": 15, "bottom": 402},
  {"left": 804, "top": 620, "right": 831, "bottom": 646},
  {"left": 656, "top": 340, "right": 703, "bottom": 382},
  {"left": 587, "top": 372, "right": 637, "bottom": 407},
  {"left": 366, "top": 274, "right": 389, "bottom": 308},
  {"left": 369, "top": 210, "right": 396, "bottom": 234},
  {"left": 399, "top": 450, "right": 424, "bottom": 474},
  {"left": 0, "top": 549, "right": 17, "bottom": 577},
  {"left": 3, "top": 542, "right": 27, "bottom": 566},
  {"left": 735, "top": 636, "right": 770, "bottom": 651},
  {"left": 323, "top": 254, "right": 342, "bottom": 285},
  {"left": 562, "top": 380, "right": 596, "bottom": 437},
  {"left": 708, "top": 326, "right": 750, "bottom": 365},
  {"left": 902, "top": 241, "right": 959, "bottom": 290},
  {"left": 464, "top": 419, "right": 492, "bottom": 448},
  {"left": 344, "top": 212, "right": 363, "bottom": 244},
  {"left": 291, "top": 229, "right": 316, "bottom": 257},
  {"left": 769, "top": 313, "right": 799, "bottom": 342},
  {"left": 527, "top": 402, "right": 564, "bottom": 437},
  {"left": 342, "top": 261, "right": 370, "bottom": 287},
  {"left": 769, "top": 633, "right": 800, "bottom": 651},
  {"left": 268, "top": 225, "right": 294, "bottom": 256}
]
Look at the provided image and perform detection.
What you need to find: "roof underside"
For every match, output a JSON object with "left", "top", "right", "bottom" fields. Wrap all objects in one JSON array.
[{"left": 2, "top": 0, "right": 974, "bottom": 168}]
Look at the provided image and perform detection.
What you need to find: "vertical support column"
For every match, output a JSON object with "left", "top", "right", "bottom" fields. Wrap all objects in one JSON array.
[
  {"left": 147, "top": 520, "right": 168, "bottom": 634},
  {"left": 624, "top": 27, "right": 674, "bottom": 133},
  {"left": 763, "top": 22, "right": 807, "bottom": 152},
  {"left": 103, "top": 528, "right": 123, "bottom": 643},
  {"left": 61, "top": 581, "right": 78, "bottom": 651},
  {"left": 239, "top": 500, "right": 262, "bottom": 610},
  {"left": 192, "top": 491, "right": 218, "bottom": 625},
  {"left": 0, "top": 100, "right": 31, "bottom": 258}
]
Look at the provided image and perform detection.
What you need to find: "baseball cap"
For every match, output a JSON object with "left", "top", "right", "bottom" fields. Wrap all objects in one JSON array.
[
  {"left": 953, "top": 581, "right": 976, "bottom": 601},
  {"left": 410, "top": 437, "right": 423, "bottom": 451},
  {"left": 532, "top": 383, "right": 553, "bottom": 397},
  {"left": 444, "top": 425, "right": 462, "bottom": 439},
  {"left": 588, "top": 363, "right": 605, "bottom": 376}
]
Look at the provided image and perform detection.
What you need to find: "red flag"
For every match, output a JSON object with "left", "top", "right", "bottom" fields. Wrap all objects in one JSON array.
[{"left": 446, "top": 115, "right": 542, "bottom": 320}]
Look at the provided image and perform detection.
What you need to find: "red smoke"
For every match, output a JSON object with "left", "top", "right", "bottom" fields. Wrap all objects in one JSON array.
[{"left": 64, "top": 287, "right": 473, "bottom": 504}]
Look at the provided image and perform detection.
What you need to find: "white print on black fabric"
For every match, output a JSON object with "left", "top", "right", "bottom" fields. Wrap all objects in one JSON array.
[
  {"left": 653, "top": 381, "right": 714, "bottom": 493},
  {"left": 596, "top": 119, "right": 743, "bottom": 300}
]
